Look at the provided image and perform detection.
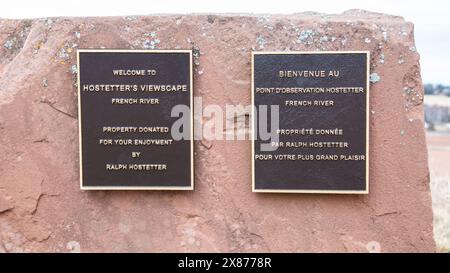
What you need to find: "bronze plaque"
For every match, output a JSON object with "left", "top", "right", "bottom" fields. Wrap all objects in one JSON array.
[
  {"left": 252, "top": 51, "right": 369, "bottom": 194},
  {"left": 77, "top": 50, "right": 193, "bottom": 190}
]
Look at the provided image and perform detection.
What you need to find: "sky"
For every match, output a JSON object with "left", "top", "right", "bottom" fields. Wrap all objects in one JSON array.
[{"left": 1, "top": 0, "right": 449, "bottom": 85}]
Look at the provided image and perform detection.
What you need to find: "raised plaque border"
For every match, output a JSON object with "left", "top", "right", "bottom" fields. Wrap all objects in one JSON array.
[
  {"left": 251, "top": 51, "right": 370, "bottom": 194},
  {"left": 77, "top": 49, "right": 194, "bottom": 191}
]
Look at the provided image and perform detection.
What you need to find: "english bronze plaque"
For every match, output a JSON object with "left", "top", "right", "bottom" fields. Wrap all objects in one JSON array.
[
  {"left": 77, "top": 49, "right": 193, "bottom": 190},
  {"left": 252, "top": 51, "right": 369, "bottom": 194}
]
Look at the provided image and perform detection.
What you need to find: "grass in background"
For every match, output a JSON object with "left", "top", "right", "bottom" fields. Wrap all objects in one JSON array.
[{"left": 430, "top": 168, "right": 450, "bottom": 252}]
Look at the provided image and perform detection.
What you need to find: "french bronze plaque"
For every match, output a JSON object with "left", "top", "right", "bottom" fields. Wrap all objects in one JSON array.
[
  {"left": 77, "top": 50, "right": 193, "bottom": 190},
  {"left": 252, "top": 51, "right": 369, "bottom": 194}
]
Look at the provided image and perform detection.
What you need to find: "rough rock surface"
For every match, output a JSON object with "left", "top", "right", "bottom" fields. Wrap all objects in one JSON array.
[{"left": 0, "top": 10, "right": 435, "bottom": 252}]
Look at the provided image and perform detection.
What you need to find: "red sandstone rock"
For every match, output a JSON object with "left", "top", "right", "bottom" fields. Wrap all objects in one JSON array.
[{"left": 0, "top": 10, "right": 435, "bottom": 252}]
